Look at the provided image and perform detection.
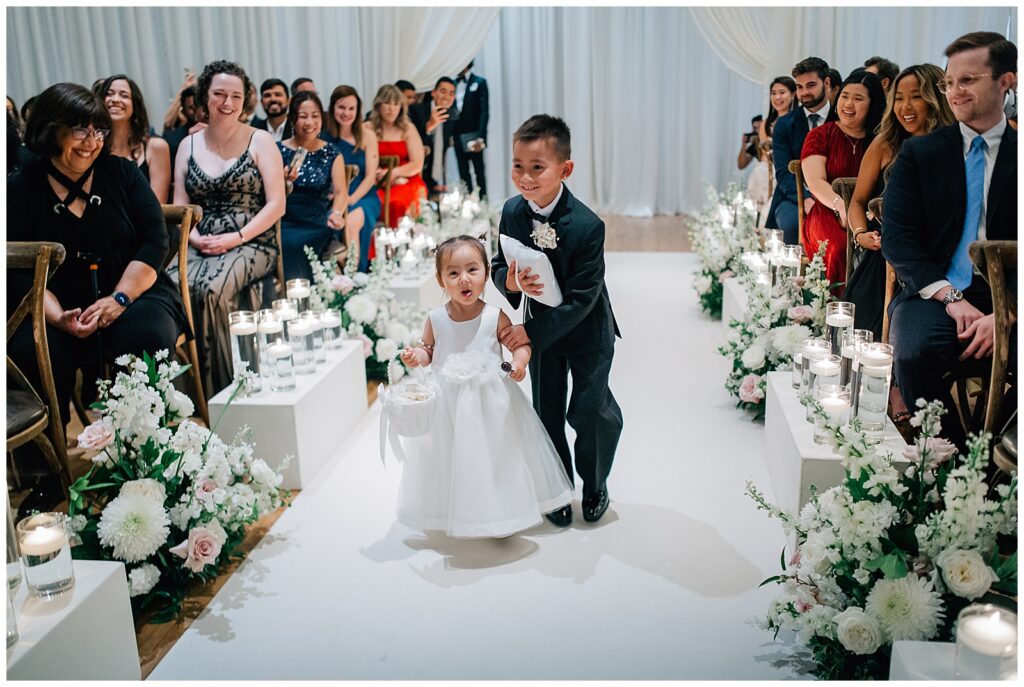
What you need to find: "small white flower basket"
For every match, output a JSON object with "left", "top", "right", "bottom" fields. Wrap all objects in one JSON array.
[{"left": 378, "top": 363, "right": 438, "bottom": 463}]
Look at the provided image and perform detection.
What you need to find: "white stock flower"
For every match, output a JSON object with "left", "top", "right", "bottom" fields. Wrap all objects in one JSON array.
[
  {"left": 97, "top": 491, "right": 171, "bottom": 563},
  {"left": 865, "top": 575, "right": 945, "bottom": 641},
  {"left": 833, "top": 607, "right": 883, "bottom": 655},
  {"left": 119, "top": 478, "right": 167, "bottom": 504},
  {"left": 128, "top": 563, "right": 161, "bottom": 597},
  {"left": 345, "top": 294, "right": 378, "bottom": 324},
  {"left": 375, "top": 338, "right": 399, "bottom": 362},
  {"left": 935, "top": 549, "right": 998, "bottom": 600},
  {"left": 352, "top": 272, "right": 369, "bottom": 288}
]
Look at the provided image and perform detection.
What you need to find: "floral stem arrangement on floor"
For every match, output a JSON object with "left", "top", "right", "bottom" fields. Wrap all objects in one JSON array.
[
  {"left": 68, "top": 352, "right": 290, "bottom": 623},
  {"left": 689, "top": 183, "right": 760, "bottom": 319},
  {"left": 746, "top": 399, "right": 1018, "bottom": 680},
  {"left": 718, "top": 243, "right": 831, "bottom": 420}
]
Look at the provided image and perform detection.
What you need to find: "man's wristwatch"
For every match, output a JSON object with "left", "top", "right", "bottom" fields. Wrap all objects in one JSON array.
[
  {"left": 941, "top": 287, "right": 964, "bottom": 305},
  {"left": 112, "top": 291, "right": 131, "bottom": 308}
]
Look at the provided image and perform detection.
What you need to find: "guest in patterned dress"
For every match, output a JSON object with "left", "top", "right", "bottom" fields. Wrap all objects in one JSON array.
[
  {"left": 800, "top": 69, "right": 886, "bottom": 288},
  {"left": 167, "top": 60, "right": 285, "bottom": 396},
  {"left": 278, "top": 91, "right": 349, "bottom": 281},
  {"left": 323, "top": 85, "right": 382, "bottom": 272},
  {"left": 370, "top": 84, "right": 426, "bottom": 227}
]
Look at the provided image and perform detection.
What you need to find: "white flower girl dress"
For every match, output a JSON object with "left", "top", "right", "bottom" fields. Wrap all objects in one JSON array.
[{"left": 396, "top": 303, "right": 573, "bottom": 538}]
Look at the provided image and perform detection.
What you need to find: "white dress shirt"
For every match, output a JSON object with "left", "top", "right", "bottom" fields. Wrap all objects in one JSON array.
[
  {"left": 268, "top": 118, "right": 287, "bottom": 142},
  {"left": 805, "top": 100, "right": 831, "bottom": 129},
  {"left": 918, "top": 114, "right": 1007, "bottom": 299},
  {"left": 527, "top": 183, "right": 564, "bottom": 226},
  {"left": 431, "top": 103, "right": 445, "bottom": 183}
]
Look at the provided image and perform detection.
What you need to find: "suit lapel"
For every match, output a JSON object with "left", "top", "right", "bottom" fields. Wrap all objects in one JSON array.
[
  {"left": 987, "top": 124, "right": 1016, "bottom": 228},
  {"left": 941, "top": 126, "right": 967, "bottom": 231}
]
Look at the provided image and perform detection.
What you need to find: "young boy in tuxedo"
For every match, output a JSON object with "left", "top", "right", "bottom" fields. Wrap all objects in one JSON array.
[{"left": 491, "top": 115, "right": 622, "bottom": 525}]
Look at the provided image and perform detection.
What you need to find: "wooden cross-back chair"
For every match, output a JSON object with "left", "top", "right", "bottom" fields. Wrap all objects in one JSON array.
[
  {"left": 274, "top": 220, "right": 286, "bottom": 295},
  {"left": 162, "top": 204, "right": 210, "bottom": 426},
  {"left": 378, "top": 155, "right": 400, "bottom": 227},
  {"left": 761, "top": 140, "right": 775, "bottom": 200},
  {"left": 788, "top": 159, "right": 807, "bottom": 249},
  {"left": 831, "top": 177, "right": 858, "bottom": 283},
  {"left": 7, "top": 241, "right": 73, "bottom": 496}
]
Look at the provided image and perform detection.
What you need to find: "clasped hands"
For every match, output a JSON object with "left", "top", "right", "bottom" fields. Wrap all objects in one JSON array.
[
  {"left": 189, "top": 228, "right": 243, "bottom": 255},
  {"left": 58, "top": 297, "right": 126, "bottom": 338},
  {"left": 945, "top": 298, "right": 997, "bottom": 361}
]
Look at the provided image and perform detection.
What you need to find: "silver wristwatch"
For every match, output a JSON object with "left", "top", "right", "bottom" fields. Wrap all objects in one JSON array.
[{"left": 941, "top": 287, "right": 964, "bottom": 305}]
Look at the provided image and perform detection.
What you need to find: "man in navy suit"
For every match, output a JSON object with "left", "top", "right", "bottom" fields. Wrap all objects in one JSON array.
[
  {"left": 766, "top": 57, "right": 832, "bottom": 244},
  {"left": 249, "top": 78, "right": 292, "bottom": 142},
  {"left": 882, "top": 32, "right": 1017, "bottom": 446},
  {"left": 453, "top": 61, "right": 489, "bottom": 198}
]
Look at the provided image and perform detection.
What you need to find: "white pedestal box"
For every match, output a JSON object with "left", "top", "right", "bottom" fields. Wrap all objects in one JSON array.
[
  {"left": 721, "top": 277, "right": 748, "bottom": 332},
  {"left": 208, "top": 340, "right": 367, "bottom": 490},
  {"left": 763, "top": 371, "right": 908, "bottom": 516},
  {"left": 7, "top": 560, "right": 140, "bottom": 680},
  {"left": 889, "top": 641, "right": 955, "bottom": 680},
  {"left": 389, "top": 270, "right": 439, "bottom": 310}
]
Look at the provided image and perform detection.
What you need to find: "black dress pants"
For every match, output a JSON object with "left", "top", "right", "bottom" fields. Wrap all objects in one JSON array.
[{"left": 455, "top": 146, "right": 487, "bottom": 199}]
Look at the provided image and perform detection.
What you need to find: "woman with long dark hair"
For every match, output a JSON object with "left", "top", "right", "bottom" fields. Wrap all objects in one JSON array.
[
  {"left": 97, "top": 74, "right": 172, "bottom": 202},
  {"left": 759, "top": 76, "right": 797, "bottom": 142}
]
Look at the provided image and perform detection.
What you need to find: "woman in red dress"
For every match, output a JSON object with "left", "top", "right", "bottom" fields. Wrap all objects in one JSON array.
[
  {"left": 369, "top": 84, "right": 427, "bottom": 227},
  {"left": 800, "top": 69, "right": 886, "bottom": 290}
]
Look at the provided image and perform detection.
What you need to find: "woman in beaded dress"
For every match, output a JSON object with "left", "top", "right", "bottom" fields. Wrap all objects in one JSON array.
[{"left": 167, "top": 60, "right": 285, "bottom": 396}]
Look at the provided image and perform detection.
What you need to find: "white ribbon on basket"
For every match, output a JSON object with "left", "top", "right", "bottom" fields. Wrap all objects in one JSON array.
[{"left": 379, "top": 385, "right": 409, "bottom": 466}]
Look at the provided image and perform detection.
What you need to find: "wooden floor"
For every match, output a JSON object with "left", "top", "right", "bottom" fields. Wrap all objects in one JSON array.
[{"left": 7, "top": 215, "right": 687, "bottom": 678}]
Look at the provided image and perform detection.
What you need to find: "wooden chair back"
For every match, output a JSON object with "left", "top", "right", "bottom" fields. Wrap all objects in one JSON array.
[
  {"left": 161, "top": 204, "right": 210, "bottom": 425},
  {"left": 379, "top": 155, "right": 400, "bottom": 226},
  {"left": 968, "top": 240, "right": 1018, "bottom": 434},
  {"left": 345, "top": 164, "right": 359, "bottom": 188},
  {"left": 788, "top": 159, "right": 806, "bottom": 247},
  {"left": 831, "top": 177, "right": 858, "bottom": 283},
  {"left": 870, "top": 198, "right": 898, "bottom": 344},
  {"left": 274, "top": 220, "right": 286, "bottom": 295},
  {"left": 6, "top": 241, "right": 72, "bottom": 491},
  {"left": 761, "top": 140, "right": 775, "bottom": 199}
]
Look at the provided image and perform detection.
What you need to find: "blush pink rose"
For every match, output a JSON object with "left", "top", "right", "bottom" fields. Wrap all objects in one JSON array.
[
  {"left": 169, "top": 522, "right": 227, "bottom": 573},
  {"left": 902, "top": 437, "right": 958, "bottom": 469},
  {"left": 359, "top": 334, "right": 373, "bottom": 359},
  {"left": 718, "top": 269, "right": 735, "bottom": 284},
  {"left": 331, "top": 274, "right": 354, "bottom": 295},
  {"left": 787, "top": 305, "right": 814, "bottom": 323},
  {"left": 77, "top": 420, "right": 114, "bottom": 450},
  {"left": 738, "top": 374, "right": 764, "bottom": 404}
]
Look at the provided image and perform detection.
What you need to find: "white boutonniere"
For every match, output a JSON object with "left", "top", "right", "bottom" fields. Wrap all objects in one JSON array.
[{"left": 531, "top": 223, "right": 559, "bottom": 250}]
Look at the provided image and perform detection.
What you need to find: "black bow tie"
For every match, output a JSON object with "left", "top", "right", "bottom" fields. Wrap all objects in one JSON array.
[{"left": 528, "top": 209, "right": 549, "bottom": 224}]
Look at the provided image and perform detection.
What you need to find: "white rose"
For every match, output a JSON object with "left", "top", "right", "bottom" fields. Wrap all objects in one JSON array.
[
  {"left": 833, "top": 607, "right": 883, "bottom": 655},
  {"left": 935, "top": 548, "right": 999, "bottom": 600},
  {"left": 741, "top": 338, "right": 766, "bottom": 370},
  {"left": 119, "top": 478, "right": 167, "bottom": 504},
  {"left": 344, "top": 294, "right": 378, "bottom": 324},
  {"left": 375, "top": 338, "right": 399, "bottom": 362},
  {"left": 694, "top": 275, "right": 712, "bottom": 294},
  {"left": 249, "top": 458, "right": 281, "bottom": 488},
  {"left": 385, "top": 322, "right": 411, "bottom": 345}
]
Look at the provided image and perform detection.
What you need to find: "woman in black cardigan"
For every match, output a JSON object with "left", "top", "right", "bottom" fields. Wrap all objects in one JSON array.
[{"left": 8, "top": 83, "right": 187, "bottom": 513}]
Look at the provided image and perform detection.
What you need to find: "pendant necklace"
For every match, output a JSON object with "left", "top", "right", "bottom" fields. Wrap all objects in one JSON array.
[{"left": 839, "top": 127, "right": 862, "bottom": 156}]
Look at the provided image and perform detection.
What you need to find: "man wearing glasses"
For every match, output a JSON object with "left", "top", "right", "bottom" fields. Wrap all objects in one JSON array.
[{"left": 882, "top": 31, "right": 1017, "bottom": 447}]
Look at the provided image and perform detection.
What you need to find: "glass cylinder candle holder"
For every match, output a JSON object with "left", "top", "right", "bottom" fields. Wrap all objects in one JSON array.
[
  {"left": 228, "top": 311, "right": 261, "bottom": 391},
  {"left": 267, "top": 338, "right": 296, "bottom": 392},
  {"left": 798, "top": 339, "right": 832, "bottom": 394},
  {"left": 285, "top": 278, "right": 311, "bottom": 313},
  {"left": 855, "top": 342, "right": 893, "bottom": 434},
  {"left": 287, "top": 316, "right": 317, "bottom": 374},
  {"left": 740, "top": 251, "right": 767, "bottom": 276},
  {"left": 16, "top": 513, "right": 74, "bottom": 598},
  {"left": 320, "top": 309, "right": 344, "bottom": 349},
  {"left": 272, "top": 298, "right": 299, "bottom": 339},
  {"left": 840, "top": 328, "right": 874, "bottom": 388},
  {"left": 825, "top": 301, "right": 855, "bottom": 355},
  {"left": 777, "top": 244, "right": 804, "bottom": 290},
  {"left": 813, "top": 384, "right": 851, "bottom": 445},
  {"left": 256, "top": 309, "right": 283, "bottom": 378},
  {"left": 6, "top": 586, "right": 17, "bottom": 648},
  {"left": 7, "top": 496, "right": 22, "bottom": 594},
  {"left": 955, "top": 605, "right": 1017, "bottom": 680},
  {"left": 300, "top": 311, "right": 327, "bottom": 363},
  {"left": 807, "top": 354, "right": 842, "bottom": 422}
]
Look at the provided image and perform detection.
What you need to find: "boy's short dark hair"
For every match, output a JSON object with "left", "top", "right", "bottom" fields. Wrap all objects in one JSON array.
[
  {"left": 863, "top": 56, "right": 900, "bottom": 84},
  {"left": 433, "top": 76, "right": 456, "bottom": 91},
  {"left": 945, "top": 32, "right": 1017, "bottom": 78},
  {"left": 23, "top": 82, "right": 112, "bottom": 157},
  {"left": 792, "top": 57, "right": 830, "bottom": 81},
  {"left": 828, "top": 69, "right": 842, "bottom": 89},
  {"left": 394, "top": 79, "right": 415, "bottom": 92},
  {"left": 260, "top": 78, "right": 289, "bottom": 96},
  {"left": 513, "top": 114, "right": 571, "bottom": 161}
]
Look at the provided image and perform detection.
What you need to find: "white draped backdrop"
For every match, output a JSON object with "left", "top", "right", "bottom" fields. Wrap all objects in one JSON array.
[{"left": 7, "top": 6, "right": 1016, "bottom": 216}]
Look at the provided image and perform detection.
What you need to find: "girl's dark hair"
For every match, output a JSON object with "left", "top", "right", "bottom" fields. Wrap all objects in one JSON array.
[
  {"left": 195, "top": 60, "right": 252, "bottom": 114},
  {"left": 326, "top": 85, "right": 364, "bottom": 149},
  {"left": 97, "top": 74, "right": 151, "bottom": 150},
  {"left": 434, "top": 235, "right": 489, "bottom": 282},
  {"left": 876, "top": 64, "right": 955, "bottom": 184},
  {"left": 286, "top": 90, "right": 325, "bottom": 132},
  {"left": 23, "top": 82, "right": 111, "bottom": 157},
  {"left": 764, "top": 76, "right": 796, "bottom": 136},
  {"left": 826, "top": 68, "right": 886, "bottom": 146}
]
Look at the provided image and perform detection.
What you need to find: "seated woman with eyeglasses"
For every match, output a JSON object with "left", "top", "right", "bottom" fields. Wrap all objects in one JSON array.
[{"left": 6, "top": 82, "right": 189, "bottom": 515}]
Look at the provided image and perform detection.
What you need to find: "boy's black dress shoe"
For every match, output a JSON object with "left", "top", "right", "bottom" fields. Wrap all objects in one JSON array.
[
  {"left": 582, "top": 489, "right": 609, "bottom": 522},
  {"left": 545, "top": 504, "right": 572, "bottom": 527}
]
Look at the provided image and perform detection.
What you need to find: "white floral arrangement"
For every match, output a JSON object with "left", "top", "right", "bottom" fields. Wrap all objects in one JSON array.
[
  {"left": 69, "top": 352, "right": 289, "bottom": 622},
  {"left": 689, "top": 182, "right": 761, "bottom": 318},
  {"left": 717, "top": 243, "right": 830, "bottom": 420},
  {"left": 746, "top": 400, "right": 1018, "bottom": 679}
]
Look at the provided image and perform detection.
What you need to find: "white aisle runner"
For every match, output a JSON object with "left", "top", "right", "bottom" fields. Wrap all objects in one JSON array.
[{"left": 150, "top": 252, "right": 807, "bottom": 680}]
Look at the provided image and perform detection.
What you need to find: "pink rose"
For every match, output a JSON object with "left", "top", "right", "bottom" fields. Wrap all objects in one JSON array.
[
  {"left": 902, "top": 437, "right": 958, "bottom": 469},
  {"left": 738, "top": 374, "right": 764, "bottom": 404},
  {"left": 331, "top": 274, "right": 354, "bottom": 295},
  {"left": 77, "top": 420, "right": 114, "bottom": 450},
  {"left": 790, "top": 275, "right": 806, "bottom": 288},
  {"left": 718, "top": 270, "right": 735, "bottom": 284},
  {"left": 795, "top": 599, "right": 814, "bottom": 613},
  {"left": 359, "top": 334, "right": 373, "bottom": 359},
  {"left": 787, "top": 305, "right": 814, "bottom": 323},
  {"left": 169, "top": 522, "right": 227, "bottom": 573}
]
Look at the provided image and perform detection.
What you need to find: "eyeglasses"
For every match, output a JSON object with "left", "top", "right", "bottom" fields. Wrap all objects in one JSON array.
[
  {"left": 69, "top": 126, "right": 110, "bottom": 142},
  {"left": 937, "top": 73, "right": 993, "bottom": 94}
]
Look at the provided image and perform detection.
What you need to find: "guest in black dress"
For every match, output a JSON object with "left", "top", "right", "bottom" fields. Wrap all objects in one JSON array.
[
  {"left": 8, "top": 83, "right": 188, "bottom": 511},
  {"left": 97, "top": 74, "right": 172, "bottom": 202}
]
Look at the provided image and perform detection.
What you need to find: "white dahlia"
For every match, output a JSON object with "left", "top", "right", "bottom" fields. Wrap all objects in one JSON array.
[
  {"left": 865, "top": 575, "right": 945, "bottom": 642},
  {"left": 97, "top": 492, "right": 171, "bottom": 563},
  {"left": 344, "top": 294, "right": 378, "bottom": 324},
  {"left": 127, "top": 563, "right": 161, "bottom": 597}
]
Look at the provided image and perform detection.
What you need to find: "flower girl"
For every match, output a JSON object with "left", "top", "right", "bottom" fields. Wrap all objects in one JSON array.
[{"left": 395, "top": 235, "right": 573, "bottom": 538}]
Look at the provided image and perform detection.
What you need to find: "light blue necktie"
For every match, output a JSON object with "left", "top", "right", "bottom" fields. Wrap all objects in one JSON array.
[{"left": 947, "top": 135, "right": 988, "bottom": 289}]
